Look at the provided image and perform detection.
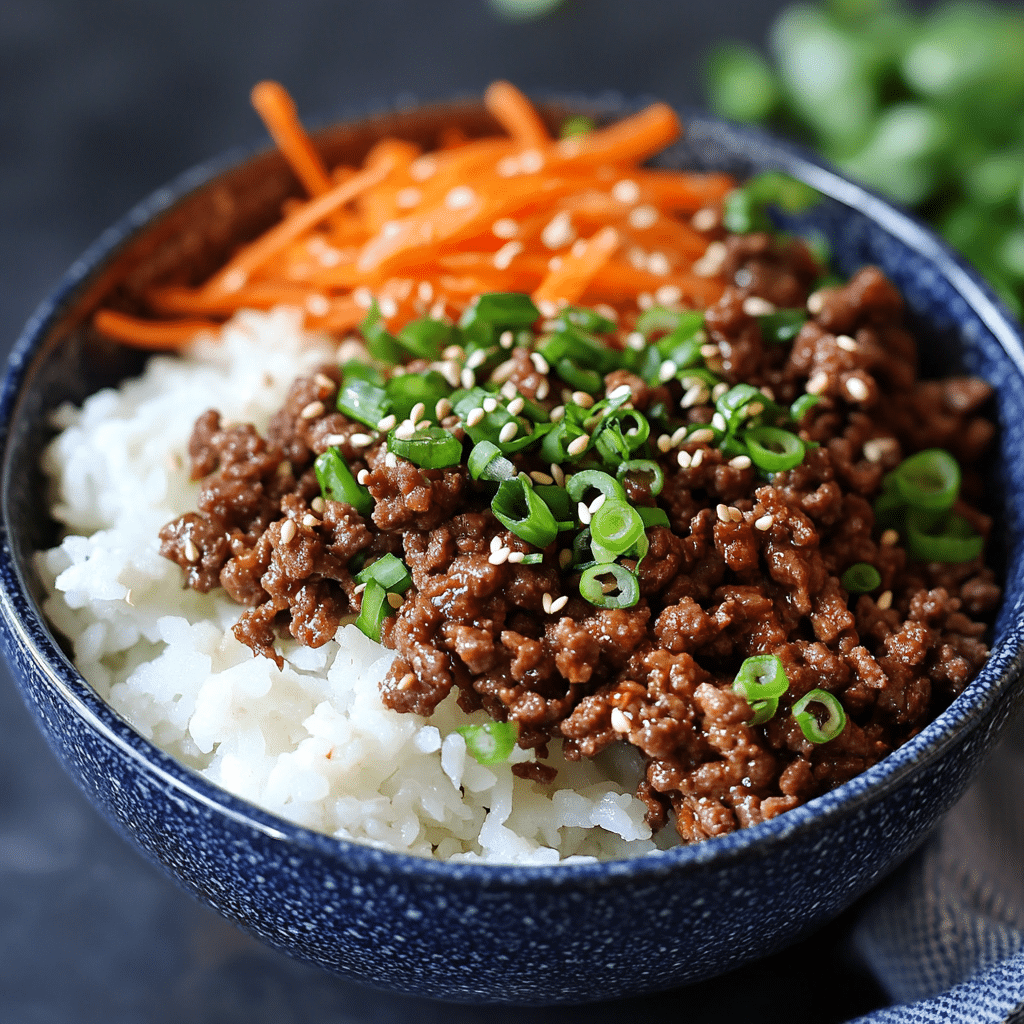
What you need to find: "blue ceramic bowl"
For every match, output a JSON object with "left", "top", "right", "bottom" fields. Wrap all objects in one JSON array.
[{"left": 2, "top": 97, "right": 1024, "bottom": 1006}]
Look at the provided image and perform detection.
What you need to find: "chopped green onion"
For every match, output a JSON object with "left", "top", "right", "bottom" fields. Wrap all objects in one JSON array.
[
  {"left": 533, "top": 484, "right": 575, "bottom": 523},
  {"left": 792, "top": 689, "right": 846, "bottom": 744},
  {"left": 397, "top": 317, "right": 451, "bottom": 360},
  {"left": 460, "top": 293, "right": 540, "bottom": 343},
  {"left": 337, "top": 377, "right": 391, "bottom": 428},
  {"left": 716, "top": 383, "right": 774, "bottom": 434},
  {"left": 355, "top": 579, "right": 390, "bottom": 643},
  {"left": 744, "top": 425, "right": 806, "bottom": 472},
  {"left": 635, "top": 305, "right": 684, "bottom": 339},
  {"left": 456, "top": 720, "right": 519, "bottom": 766},
  {"left": 555, "top": 357, "right": 603, "bottom": 393},
  {"left": 589, "top": 499, "right": 646, "bottom": 558},
  {"left": 538, "top": 323, "right": 621, "bottom": 373},
  {"left": 758, "top": 308, "right": 808, "bottom": 344},
  {"left": 560, "top": 115, "right": 596, "bottom": 139},
  {"left": 492, "top": 476, "right": 559, "bottom": 548},
  {"left": 906, "top": 510, "right": 984, "bottom": 563},
  {"left": 636, "top": 506, "right": 670, "bottom": 529},
  {"left": 554, "top": 304, "right": 616, "bottom": 334},
  {"left": 468, "top": 440, "right": 516, "bottom": 482},
  {"left": 359, "top": 301, "right": 404, "bottom": 363},
  {"left": 732, "top": 654, "right": 789, "bottom": 703},
  {"left": 341, "top": 360, "right": 385, "bottom": 387},
  {"left": 385, "top": 371, "right": 452, "bottom": 422},
  {"left": 355, "top": 553, "right": 412, "bottom": 593},
  {"left": 617, "top": 459, "right": 665, "bottom": 497},
  {"left": 519, "top": 552, "right": 544, "bottom": 565},
  {"left": 890, "top": 448, "right": 960, "bottom": 511},
  {"left": 387, "top": 426, "right": 463, "bottom": 469},
  {"left": 790, "top": 392, "right": 822, "bottom": 422},
  {"left": 565, "top": 470, "right": 627, "bottom": 505},
  {"left": 841, "top": 562, "right": 881, "bottom": 593},
  {"left": 314, "top": 448, "right": 372, "bottom": 516},
  {"left": 579, "top": 562, "right": 640, "bottom": 608}
]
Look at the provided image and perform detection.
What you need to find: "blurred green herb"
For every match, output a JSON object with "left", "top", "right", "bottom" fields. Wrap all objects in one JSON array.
[{"left": 704, "top": 0, "right": 1024, "bottom": 318}]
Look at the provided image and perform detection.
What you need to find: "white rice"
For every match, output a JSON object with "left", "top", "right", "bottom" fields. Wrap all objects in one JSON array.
[{"left": 36, "top": 307, "right": 667, "bottom": 863}]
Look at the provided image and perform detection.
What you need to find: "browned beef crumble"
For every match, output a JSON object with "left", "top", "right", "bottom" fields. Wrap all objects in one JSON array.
[{"left": 159, "top": 237, "right": 1000, "bottom": 844}]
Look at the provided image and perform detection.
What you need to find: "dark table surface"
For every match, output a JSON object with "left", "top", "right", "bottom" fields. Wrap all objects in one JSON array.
[{"left": 0, "top": 1, "right": 948, "bottom": 1019}]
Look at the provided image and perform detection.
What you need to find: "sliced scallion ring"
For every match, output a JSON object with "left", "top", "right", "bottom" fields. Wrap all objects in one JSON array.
[
  {"left": 492, "top": 476, "right": 559, "bottom": 548},
  {"left": 906, "top": 510, "right": 984, "bottom": 563},
  {"left": 387, "top": 426, "right": 463, "bottom": 469},
  {"left": 579, "top": 562, "right": 640, "bottom": 608},
  {"left": 355, "top": 579, "right": 390, "bottom": 643},
  {"left": 732, "top": 654, "right": 789, "bottom": 705},
  {"left": 617, "top": 458, "right": 665, "bottom": 497},
  {"left": 565, "top": 469, "right": 627, "bottom": 505},
  {"left": 792, "top": 689, "right": 846, "bottom": 744},
  {"left": 589, "top": 499, "right": 645, "bottom": 558},
  {"left": 468, "top": 440, "right": 516, "bottom": 482},
  {"left": 840, "top": 562, "right": 882, "bottom": 593},
  {"left": 890, "top": 448, "right": 960, "bottom": 512},
  {"left": 456, "top": 720, "right": 519, "bottom": 766},
  {"left": 744, "top": 425, "right": 806, "bottom": 472}
]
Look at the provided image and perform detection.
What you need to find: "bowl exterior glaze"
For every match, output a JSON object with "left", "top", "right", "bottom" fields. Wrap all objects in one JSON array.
[{"left": 3, "top": 99, "right": 1024, "bottom": 1005}]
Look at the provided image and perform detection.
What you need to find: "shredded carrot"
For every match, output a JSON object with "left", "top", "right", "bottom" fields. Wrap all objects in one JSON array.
[{"left": 93, "top": 83, "right": 738, "bottom": 349}]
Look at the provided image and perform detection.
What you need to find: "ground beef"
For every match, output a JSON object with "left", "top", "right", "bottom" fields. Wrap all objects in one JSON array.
[{"left": 159, "top": 236, "right": 1000, "bottom": 845}]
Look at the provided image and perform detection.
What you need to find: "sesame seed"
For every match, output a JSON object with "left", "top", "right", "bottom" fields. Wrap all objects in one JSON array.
[
  {"left": 655, "top": 284, "right": 683, "bottom": 306},
  {"left": 415, "top": 419, "right": 431, "bottom": 431},
  {"left": 499, "top": 422, "right": 518, "bottom": 443},
  {"left": 498, "top": 380, "right": 518, "bottom": 400},
  {"left": 658, "top": 359, "right": 678, "bottom": 383},
  {"left": 417, "top": 281, "right": 434, "bottom": 303},
  {"left": 670, "top": 426, "right": 688, "bottom": 446},
  {"left": 745, "top": 402, "right": 764, "bottom": 419},
  {"left": 691, "top": 449, "right": 704, "bottom": 467},
  {"left": 742, "top": 296, "right": 776, "bottom": 317},
  {"left": 378, "top": 295, "right": 398, "bottom": 319},
  {"left": 550, "top": 595, "right": 569, "bottom": 613},
  {"left": 589, "top": 493, "right": 607, "bottom": 514},
  {"left": 410, "top": 155, "right": 437, "bottom": 180},
  {"left": 466, "top": 407, "right": 486, "bottom": 427},
  {"left": 610, "top": 707, "right": 631, "bottom": 733},
  {"left": 677, "top": 449, "right": 692, "bottom": 468},
  {"left": 807, "top": 372, "right": 829, "bottom": 395},
  {"left": 494, "top": 240, "right": 523, "bottom": 270},
  {"left": 541, "top": 210, "right": 575, "bottom": 250},
  {"left": 460, "top": 368, "right": 476, "bottom": 390},
  {"left": 535, "top": 379, "right": 551, "bottom": 400},
  {"left": 387, "top": 591, "right": 404, "bottom": 609},
  {"left": 530, "top": 470, "right": 554, "bottom": 485},
  {"left": 550, "top": 405, "right": 566, "bottom": 422},
  {"left": 845, "top": 376, "right": 870, "bottom": 401},
  {"left": 434, "top": 398, "right": 452, "bottom": 421},
  {"left": 385, "top": 452, "right": 398, "bottom": 469},
  {"left": 877, "top": 590, "right": 893, "bottom": 611},
  {"left": 693, "top": 241, "right": 727, "bottom": 277},
  {"left": 507, "top": 551, "right": 525, "bottom": 564},
  {"left": 356, "top": 469, "right": 370, "bottom": 485},
  {"left": 551, "top": 464, "right": 565, "bottom": 486},
  {"left": 542, "top": 592, "right": 554, "bottom": 614},
  {"left": 489, "top": 547, "right": 510, "bottom": 565},
  {"left": 352, "top": 286, "right": 373, "bottom": 309},
  {"left": 314, "top": 372, "right": 335, "bottom": 392},
  {"left": 280, "top": 519, "right": 297, "bottom": 544},
  {"left": 730, "top": 507, "right": 743, "bottom": 523},
  {"left": 350, "top": 432, "right": 373, "bottom": 447},
  {"left": 492, "top": 534, "right": 506, "bottom": 552},
  {"left": 691, "top": 207, "right": 718, "bottom": 231},
  {"left": 881, "top": 529, "right": 900, "bottom": 546},
  {"left": 578, "top": 501, "right": 592, "bottom": 525},
  {"left": 571, "top": 390, "right": 595, "bottom": 409},
  {"left": 443, "top": 344, "right": 465, "bottom": 361},
  {"left": 646, "top": 252, "right": 670, "bottom": 276},
  {"left": 406, "top": 402, "right": 425, "bottom": 424},
  {"left": 220, "top": 268, "right": 247, "bottom": 293},
  {"left": 567, "top": 434, "right": 590, "bottom": 457},
  {"left": 754, "top": 514, "right": 774, "bottom": 531},
  {"left": 637, "top": 292, "right": 654, "bottom": 309},
  {"left": 353, "top": 582, "right": 367, "bottom": 596},
  {"left": 681, "top": 384, "right": 708, "bottom": 408},
  {"left": 397, "top": 672, "right": 416, "bottom": 690},
  {"left": 507, "top": 396, "right": 525, "bottom": 416},
  {"left": 183, "top": 538, "right": 199, "bottom": 563},
  {"left": 701, "top": 343, "right": 721, "bottom": 360},
  {"left": 537, "top": 299, "right": 559, "bottom": 318},
  {"left": 716, "top": 504, "right": 731, "bottom": 523},
  {"left": 482, "top": 396, "right": 498, "bottom": 413},
  {"left": 836, "top": 334, "right": 859, "bottom": 352},
  {"left": 628, "top": 245, "right": 647, "bottom": 271},
  {"left": 466, "top": 350, "right": 488, "bottom": 371},
  {"left": 301, "top": 400, "right": 325, "bottom": 419},
  {"left": 626, "top": 331, "right": 646, "bottom": 352},
  {"left": 612, "top": 179, "right": 641, "bottom": 204},
  {"left": 807, "top": 290, "right": 825, "bottom": 315},
  {"left": 559, "top": 549, "right": 573, "bottom": 569},
  {"left": 628, "top": 204, "right": 658, "bottom": 230},
  {"left": 688, "top": 428, "right": 715, "bottom": 445},
  {"left": 712, "top": 413, "right": 728, "bottom": 432},
  {"left": 377, "top": 414, "right": 397, "bottom": 431},
  {"left": 311, "top": 496, "right": 326, "bottom": 513},
  {"left": 530, "top": 352, "right": 550, "bottom": 374},
  {"left": 519, "top": 149, "right": 543, "bottom": 173},
  {"left": 302, "top": 513, "right": 319, "bottom": 529},
  {"left": 396, "top": 187, "right": 421, "bottom": 209},
  {"left": 656, "top": 433, "right": 672, "bottom": 453},
  {"left": 493, "top": 217, "right": 518, "bottom": 239},
  {"left": 497, "top": 156, "right": 520, "bottom": 177},
  {"left": 729, "top": 455, "right": 752, "bottom": 470},
  {"left": 760, "top": 386, "right": 775, "bottom": 400},
  {"left": 445, "top": 185, "right": 476, "bottom": 209}
]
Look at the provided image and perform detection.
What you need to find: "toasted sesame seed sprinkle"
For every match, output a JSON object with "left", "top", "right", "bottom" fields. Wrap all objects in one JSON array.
[
  {"left": 693, "top": 241, "right": 727, "bottom": 277},
  {"left": 435, "top": 398, "right": 453, "bottom": 420},
  {"left": 460, "top": 368, "right": 476, "bottom": 390},
  {"left": 551, "top": 464, "right": 565, "bottom": 486},
  {"left": 530, "top": 470, "right": 554, "bottom": 485},
  {"left": 507, "top": 396, "right": 525, "bottom": 416},
  {"left": 681, "top": 384, "right": 708, "bottom": 408},
  {"left": 300, "top": 400, "right": 325, "bottom": 419},
  {"left": 314, "top": 372, "right": 335, "bottom": 392},
  {"left": 378, "top": 295, "right": 398, "bottom": 319},
  {"left": 877, "top": 590, "right": 894, "bottom": 611},
  {"left": 500, "top": 380, "right": 518, "bottom": 399},
  {"left": 647, "top": 252, "right": 670, "bottom": 276},
  {"left": 711, "top": 413, "right": 727, "bottom": 432},
  {"left": 610, "top": 707, "right": 631, "bottom": 733},
  {"left": 499, "top": 330, "right": 515, "bottom": 349},
  {"left": 443, "top": 344, "right": 465, "bottom": 361},
  {"left": 657, "top": 434, "right": 673, "bottom": 453},
  {"left": 836, "top": 334, "right": 859, "bottom": 352},
  {"left": 466, "top": 407, "right": 486, "bottom": 427},
  {"left": 507, "top": 550, "right": 525, "bottom": 564},
  {"left": 845, "top": 376, "right": 870, "bottom": 401},
  {"left": 670, "top": 426, "right": 689, "bottom": 446},
  {"left": 881, "top": 528, "right": 901, "bottom": 546},
  {"left": 530, "top": 352, "right": 550, "bottom": 374},
  {"left": 356, "top": 469, "right": 370, "bottom": 485},
  {"left": 311, "top": 496, "right": 326, "bottom": 514},
  {"left": 445, "top": 185, "right": 476, "bottom": 209},
  {"left": 571, "top": 390, "right": 594, "bottom": 409},
  {"left": 550, "top": 595, "right": 569, "bottom": 613},
  {"left": 577, "top": 501, "right": 592, "bottom": 525},
  {"left": 492, "top": 217, "right": 518, "bottom": 239},
  {"left": 742, "top": 296, "right": 776, "bottom": 317},
  {"left": 542, "top": 592, "right": 553, "bottom": 614},
  {"left": 716, "top": 504, "right": 731, "bottom": 523},
  {"left": 637, "top": 292, "right": 654, "bottom": 309},
  {"left": 807, "top": 290, "right": 825, "bottom": 315},
  {"left": 807, "top": 372, "right": 829, "bottom": 395},
  {"left": 658, "top": 359, "right": 678, "bottom": 383},
  {"left": 416, "top": 419, "right": 431, "bottom": 431},
  {"left": 350, "top": 432, "right": 374, "bottom": 447},
  {"left": 465, "top": 350, "right": 488, "bottom": 371},
  {"left": 406, "top": 402, "right": 424, "bottom": 424},
  {"left": 550, "top": 405, "right": 566, "bottom": 422},
  {"left": 589, "top": 494, "right": 607, "bottom": 515},
  {"left": 612, "top": 179, "right": 641, "bottom": 204},
  {"left": 183, "top": 538, "right": 199, "bottom": 563},
  {"left": 385, "top": 452, "right": 397, "bottom": 469},
  {"left": 701, "top": 343, "right": 720, "bottom": 359},
  {"left": 377, "top": 414, "right": 398, "bottom": 432},
  {"left": 353, "top": 582, "right": 367, "bottom": 596},
  {"left": 397, "top": 672, "right": 416, "bottom": 690},
  {"left": 538, "top": 299, "right": 559, "bottom": 318},
  {"left": 492, "top": 534, "right": 506, "bottom": 552},
  {"left": 417, "top": 281, "right": 434, "bottom": 303},
  {"left": 387, "top": 591, "right": 404, "bottom": 609},
  {"left": 609, "top": 383, "right": 633, "bottom": 401},
  {"left": 691, "top": 207, "right": 718, "bottom": 231},
  {"left": 567, "top": 434, "right": 589, "bottom": 457},
  {"left": 494, "top": 240, "right": 523, "bottom": 270},
  {"left": 729, "top": 455, "right": 753, "bottom": 470},
  {"left": 626, "top": 331, "right": 646, "bottom": 351},
  {"left": 654, "top": 284, "right": 682, "bottom": 307},
  {"left": 489, "top": 547, "right": 510, "bottom": 565},
  {"left": 541, "top": 210, "right": 575, "bottom": 250},
  {"left": 482, "top": 396, "right": 498, "bottom": 413},
  {"left": 535, "top": 379, "right": 551, "bottom": 400},
  {"left": 691, "top": 449, "right": 704, "bottom": 467},
  {"left": 395, "top": 423, "right": 415, "bottom": 441},
  {"left": 677, "top": 449, "right": 692, "bottom": 468},
  {"left": 302, "top": 513, "right": 319, "bottom": 529},
  {"left": 688, "top": 428, "right": 715, "bottom": 445},
  {"left": 754, "top": 514, "right": 774, "bottom": 531},
  {"left": 629, "top": 204, "right": 658, "bottom": 230},
  {"left": 558, "top": 548, "right": 573, "bottom": 569},
  {"left": 280, "top": 519, "right": 297, "bottom": 544},
  {"left": 499, "top": 422, "right": 518, "bottom": 443}
]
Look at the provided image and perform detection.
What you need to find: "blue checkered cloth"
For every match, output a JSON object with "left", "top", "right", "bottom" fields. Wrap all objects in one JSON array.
[{"left": 848, "top": 719, "right": 1024, "bottom": 1023}]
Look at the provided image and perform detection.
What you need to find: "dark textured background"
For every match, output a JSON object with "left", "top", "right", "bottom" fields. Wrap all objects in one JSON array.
[{"left": 0, "top": 1, "right": 910, "bottom": 1019}]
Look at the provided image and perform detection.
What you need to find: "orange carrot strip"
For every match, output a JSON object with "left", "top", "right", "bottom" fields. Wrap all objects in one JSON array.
[
  {"left": 549, "top": 103, "right": 682, "bottom": 169},
  {"left": 532, "top": 226, "right": 620, "bottom": 306},
  {"left": 307, "top": 296, "right": 366, "bottom": 333},
  {"left": 634, "top": 168, "right": 735, "bottom": 210},
  {"left": 93, "top": 309, "right": 218, "bottom": 350},
  {"left": 203, "top": 159, "right": 394, "bottom": 294},
  {"left": 582, "top": 262, "right": 726, "bottom": 307},
  {"left": 147, "top": 283, "right": 318, "bottom": 316},
  {"left": 251, "top": 81, "right": 333, "bottom": 198},
  {"left": 484, "top": 81, "right": 551, "bottom": 148}
]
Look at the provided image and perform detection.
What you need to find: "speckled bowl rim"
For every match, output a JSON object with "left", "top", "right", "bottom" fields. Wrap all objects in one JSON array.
[{"left": 3, "top": 93, "right": 1024, "bottom": 889}]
